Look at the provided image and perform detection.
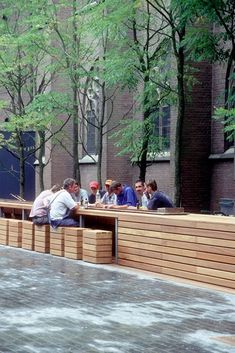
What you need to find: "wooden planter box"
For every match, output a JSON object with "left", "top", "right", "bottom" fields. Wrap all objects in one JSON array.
[
  {"left": 34, "top": 224, "right": 50, "bottom": 253},
  {"left": 8, "top": 219, "right": 23, "bottom": 247},
  {"left": 50, "top": 227, "right": 65, "bottom": 257},
  {"left": 64, "top": 227, "right": 84, "bottom": 260},
  {"left": 0, "top": 218, "right": 9, "bottom": 245},
  {"left": 83, "top": 229, "right": 112, "bottom": 264},
  {"left": 22, "top": 221, "right": 35, "bottom": 251}
]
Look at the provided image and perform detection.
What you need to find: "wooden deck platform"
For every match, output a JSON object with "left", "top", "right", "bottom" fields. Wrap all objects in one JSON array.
[{"left": 0, "top": 199, "right": 234, "bottom": 290}]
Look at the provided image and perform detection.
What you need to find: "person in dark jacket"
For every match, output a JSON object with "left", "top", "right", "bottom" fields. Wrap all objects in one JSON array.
[{"left": 146, "top": 179, "right": 174, "bottom": 210}]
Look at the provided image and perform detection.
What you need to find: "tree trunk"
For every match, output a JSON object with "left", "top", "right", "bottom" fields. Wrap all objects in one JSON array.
[
  {"left": 174, "top": 46, "right": 185, "bottom": 207},
  {"left": 97, "top": 129, "right": 103, "bottom": 187},
  {"left": 38, "top": 130, "right": 45, "bottom": 191},
  {"left": 138, "top": 77, "right": 151, "bottom": 181},
  {"left": 19, "top": 138, "right": 25, "bottom": 199},
  {"left": 72, "top": 86, "right": 80, "bottom": 182},
  {"left": 139, "top": 109, "right": 151, "bottom": 181}
]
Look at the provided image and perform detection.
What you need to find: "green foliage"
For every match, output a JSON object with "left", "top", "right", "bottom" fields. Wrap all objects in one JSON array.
[
  {"left": 214, "top": 106, "right": 235, "bottom": 142},
  {"left": 111, "top": 116, "right": 168, "bottom": 163},
  {"left": 25, "top": 92, "right": 72, "bottom": 130},
  {"left": 182, "top": 27, "right": 225, "bottom": 62}
]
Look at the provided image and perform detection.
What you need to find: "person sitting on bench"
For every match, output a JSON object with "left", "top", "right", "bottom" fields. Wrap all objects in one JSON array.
[
  {"left": 49, "top": 178, "right": 80, "bottom": 228},
  {"left": 29, "top": 184, "right": 61, "bottom": 225},
  {"left": 146, "top": 179, "right": 174, "bottom": 210}
]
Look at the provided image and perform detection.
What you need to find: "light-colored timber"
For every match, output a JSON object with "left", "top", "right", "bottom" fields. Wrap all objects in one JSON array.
[{"left": 1, "top": 200, "right": 235, "bottom": 290}]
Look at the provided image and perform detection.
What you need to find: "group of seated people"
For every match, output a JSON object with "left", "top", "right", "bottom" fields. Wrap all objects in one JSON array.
[{"left": 30, "top": 177, "right": 173, "bottom": 228}]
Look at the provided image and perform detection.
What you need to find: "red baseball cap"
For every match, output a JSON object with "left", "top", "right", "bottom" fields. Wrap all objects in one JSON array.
[{"left": 89, "top": 181, "right": 99, "bottom": 189}]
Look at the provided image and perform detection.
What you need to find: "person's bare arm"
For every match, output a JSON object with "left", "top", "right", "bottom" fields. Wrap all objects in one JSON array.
[{"left": 70, "top": 204, "right": 80, "bottom": 215}]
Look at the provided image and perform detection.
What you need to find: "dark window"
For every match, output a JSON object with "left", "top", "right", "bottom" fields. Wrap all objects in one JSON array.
[
  {"left": 154, "top": 106, "right": 170, "bottom": 150},
  {"left": 224, "top": 85, "right": 235, "bottom": 150}
]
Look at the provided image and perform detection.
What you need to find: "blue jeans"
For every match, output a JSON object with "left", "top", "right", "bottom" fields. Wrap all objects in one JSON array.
[{"left": 50, "top": 217, "right": 80, "bottom": 229}]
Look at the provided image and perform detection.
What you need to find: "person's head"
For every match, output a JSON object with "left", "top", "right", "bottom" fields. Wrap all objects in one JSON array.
[
  {"left": 146, "top": 179, "right": 158, "bottom": 194},
  {"left": 135, "top": 180, "right": 145, "bottom": 196},
  {"left": 74, "top": 181, "right": 81, "bottom": 194},
  {"left": 63, "top": 178, "right": 77, "bottom": 193},
  {"left": 89, "top": 181, "right": 99, "bottom": 194},
  {"left": 104, "top": 179, "right": 113, "bottom": 193},
  {"left": 50, "top": 184, "right": 61, "bottom": 193},
  {"left": 110, "top": 181, "right": 122, "bottom": 195}
]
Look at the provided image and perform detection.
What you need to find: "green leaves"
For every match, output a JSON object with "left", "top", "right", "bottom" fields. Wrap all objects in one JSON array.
[
  {"left": 214, "top": 107, "right": 235, "bottom": 142},
  {"left": 111, "top": 114, "right": 168, "bottom": 163}
]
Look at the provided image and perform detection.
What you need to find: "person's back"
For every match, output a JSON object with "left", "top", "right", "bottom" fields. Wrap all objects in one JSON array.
[
  {"left": 147, "top": 191, "right": 173, "bottom": 210},
  {"left": 29, "top": 184, "right": 61, "bottom": 225},
  {"left": 30, "top": 190, "right": 52, "bottom": 218}
]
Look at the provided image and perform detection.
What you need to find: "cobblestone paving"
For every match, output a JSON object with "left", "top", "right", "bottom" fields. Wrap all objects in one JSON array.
[{"left": 0, "top": 246, "right": 235, "bottom": 353}]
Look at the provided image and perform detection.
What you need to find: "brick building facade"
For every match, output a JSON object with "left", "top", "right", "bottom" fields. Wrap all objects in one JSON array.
[{"left": 27, "top": 53, "right": 233, "bottom": 213}]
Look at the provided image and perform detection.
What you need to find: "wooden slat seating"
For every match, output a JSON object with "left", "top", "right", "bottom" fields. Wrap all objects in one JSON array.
[
  {"left": 34, "top": 224, "right": 50, "bottom": 253},
  {"left": 22, "top": 221, "right": 35, "bottom": 251},
  {"left": 64, "top": 227, "right": 84, "bottom": 260},
  {"left": 83, "top": 229, "right": 113, "bottom": 264},
  {"left": 8, "top": 219, "right": 23, "bottom": 248},
  {"left": 1, "top": 201, "right": 235, "bottom": 291},
  {"left": 50, "top": 227, "right": 65, "bottom": 257},
  {"left": 117, "top": 213, "right": 235, "bottom": 290},
  {"left": 0, "top": 218, "right": 9, "bottom": 245}
]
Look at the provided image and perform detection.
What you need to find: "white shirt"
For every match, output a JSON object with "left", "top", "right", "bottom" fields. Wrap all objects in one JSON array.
[
  {"left": 101, "top": 192, "right": 117, "bottom": 205},
  {"left": 141, "top": 194, "right": 149, "bottom": 208},
  {"left": 49, "top": 190, "right": 77, "bottom": 220}
]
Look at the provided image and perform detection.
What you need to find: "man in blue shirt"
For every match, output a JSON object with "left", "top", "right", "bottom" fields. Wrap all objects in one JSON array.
[{"left": 106, "top": 181, "right": 137, "bottom": 209}]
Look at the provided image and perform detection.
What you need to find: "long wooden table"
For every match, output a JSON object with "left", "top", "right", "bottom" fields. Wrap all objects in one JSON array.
[{"left": 0, "top": 200, "right": 235, "bottom": 290}]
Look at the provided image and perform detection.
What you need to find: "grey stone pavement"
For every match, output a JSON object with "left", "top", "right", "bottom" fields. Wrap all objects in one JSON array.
[{"left": 0, "top": 246, "right": 235, "bottom": 353}]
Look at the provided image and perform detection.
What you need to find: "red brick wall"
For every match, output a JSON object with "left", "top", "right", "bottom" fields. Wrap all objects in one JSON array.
[
  {"left": 210, "top": 60, "right": 235, "bottom": 211},
  {"left": 106, "top": 90, "right": 134, "bottom": 185},
  {"left": 210, "top": 160, "right": 235, "bottom": 211},
  {"left": 180, "top": 62, "right": 212, "bottom": 212}
]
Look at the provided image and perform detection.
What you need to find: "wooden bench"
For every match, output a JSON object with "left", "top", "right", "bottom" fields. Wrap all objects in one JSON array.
[
  {"left": 64, "top": 227, "right": 84, "bottom": 260},
  {"left": 117, "top": 213, "right": 235, "bottom": 290},
  {"left": 83, "top": 229, "right": 113, "bottom": 264},
  {"left": 50, "top": 227, "right": 65, "bottom": 257},
  {"left": 8, "top": 219, "right": 23, "bottom": 247},
  {"left": 0, "top": 218, "right": 9, "bottom": 245},
  {"left": 22, "top": 221, "right": 35, "bottom": 251},
  {"left": 34, "top": 224, "right": 50, "bottom": 253}
]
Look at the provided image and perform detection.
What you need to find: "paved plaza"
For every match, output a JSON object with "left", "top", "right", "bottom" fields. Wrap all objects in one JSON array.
[{"left": 0, "top": 246, "right": 235, "bottom": 353}]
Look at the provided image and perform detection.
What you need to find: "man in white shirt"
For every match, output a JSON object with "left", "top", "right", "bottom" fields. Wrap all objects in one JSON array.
[{"left": 49, "top": 178, "right": 80, "bottom": 228}]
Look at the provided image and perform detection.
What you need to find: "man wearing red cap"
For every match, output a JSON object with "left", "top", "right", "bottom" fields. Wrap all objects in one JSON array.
[{"left": 88, "top": 181, "right": 105, "bottom": 204}]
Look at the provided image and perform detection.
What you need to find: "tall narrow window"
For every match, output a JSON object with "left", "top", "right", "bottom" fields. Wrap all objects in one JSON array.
[{"left": 154, "top": 106, "right": 170, "bottom": 151}]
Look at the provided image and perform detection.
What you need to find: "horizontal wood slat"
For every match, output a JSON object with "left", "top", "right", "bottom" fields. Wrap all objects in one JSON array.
[
  {"left": 118, "top": 217, "right": 235, "bottom": 290},
  {"left": 1, "top": 201, "right": 235, "bottom": 290}
]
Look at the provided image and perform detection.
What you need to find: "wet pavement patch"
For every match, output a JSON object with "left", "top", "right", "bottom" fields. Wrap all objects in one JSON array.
[{"left": 0, "top": 246, "right": 235, "bottom": 353}]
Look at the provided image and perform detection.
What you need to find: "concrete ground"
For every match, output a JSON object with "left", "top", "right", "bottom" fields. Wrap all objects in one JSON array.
[{"left": 0, "top": 246, "right": 235, "bottom": 353}]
